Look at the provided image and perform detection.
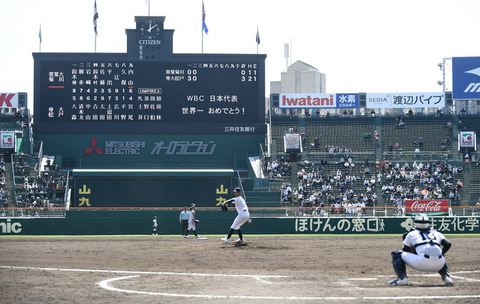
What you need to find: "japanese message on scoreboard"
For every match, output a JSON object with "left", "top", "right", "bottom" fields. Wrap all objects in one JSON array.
[{"left": 36, "top": 59, "right": 265, "bottom": 134}]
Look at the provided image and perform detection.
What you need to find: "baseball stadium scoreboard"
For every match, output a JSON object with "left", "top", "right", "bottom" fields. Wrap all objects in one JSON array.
[
  {"left": 32, "top": 16, "right": 266, "bottom": 207},
  {"left": 33, "top": 16, "right": 266, "bottom": 136}
]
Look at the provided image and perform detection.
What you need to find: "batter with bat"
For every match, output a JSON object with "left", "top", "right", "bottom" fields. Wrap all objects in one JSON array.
[
  {"left": 389, "top": 213, "right": 454, "bottom": 286},
  {"left": 221, "top": 187, "right": 251, "bottom": 244}
]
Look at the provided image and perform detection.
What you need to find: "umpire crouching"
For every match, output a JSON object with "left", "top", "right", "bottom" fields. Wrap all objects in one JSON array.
[{"left": 179, "top": 206, "right": 189, "bottom": 238}]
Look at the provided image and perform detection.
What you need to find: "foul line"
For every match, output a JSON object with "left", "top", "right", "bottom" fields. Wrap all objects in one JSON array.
[{"left": 0, "top": 265, "right": 288, "bottom": 283}]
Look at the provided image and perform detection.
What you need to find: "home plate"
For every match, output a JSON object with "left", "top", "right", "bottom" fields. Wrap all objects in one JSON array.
[{"left": 196, "top": 237, "right": 208, "bottom": 240}]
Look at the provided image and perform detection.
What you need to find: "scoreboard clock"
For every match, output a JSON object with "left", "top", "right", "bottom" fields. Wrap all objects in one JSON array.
[
  {"left": 135, "top": 16, "right": 164, "bottom": 60},
  {"left": 138, "top": 19, "right": 161, "bottom": 40}
]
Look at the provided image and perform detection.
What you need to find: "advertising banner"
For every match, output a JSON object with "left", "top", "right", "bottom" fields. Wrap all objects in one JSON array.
[
  {"left": 366, "top": 93, "right": 445, "bottom": 108},
  {"left": 405, "top": 199, "right": 449, "bottom": 215},
  {"left": 459, "top": 131, "right": 476, "bottom": 149},
  {"left": 0, "top": 93, "right": 19, "bottom": 109},
  {"left": 452, "top": 57, "right": 480, "bottom": 100},
  {"left": 279, "top": 93, "right": 358, "bottom": 109},
  {"left": 3, "top": 214, "right": 479, "bottom": 235},
  {"left": 284, "top": 133, "right": 301, "bottom": 152},
  {"left": 0, "top": 132, "right": 15, "bottom": 150}
]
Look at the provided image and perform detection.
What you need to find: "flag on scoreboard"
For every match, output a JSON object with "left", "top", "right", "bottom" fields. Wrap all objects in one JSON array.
[
  {"left": 39, "top": 24, "right": 42, "bottom": 43},
  {"left": 202, "top": 1, "right": 208, "bottom": 34},
  {"left": 256, "top": 26, "right": 260, "bottom": 44},
  {"left": 93, "top": 0, "right": 99, "bottom": 36}
]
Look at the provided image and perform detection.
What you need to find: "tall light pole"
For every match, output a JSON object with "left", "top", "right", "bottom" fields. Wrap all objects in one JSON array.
[
  {"left": 438, "top": 57, "right": 451, "bottom": 114},
  {"left": 438, "top": 57, "right": 451, "bottom": 92}
]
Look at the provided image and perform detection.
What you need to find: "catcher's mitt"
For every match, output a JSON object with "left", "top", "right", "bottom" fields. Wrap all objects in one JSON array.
[{"left": 221, "top": 203, "right": 228, "bottom": 212}]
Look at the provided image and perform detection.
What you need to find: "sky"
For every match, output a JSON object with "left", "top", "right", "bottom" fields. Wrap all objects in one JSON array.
[{"left": 1, "top": 0, "right": 479, "bottom": 113}]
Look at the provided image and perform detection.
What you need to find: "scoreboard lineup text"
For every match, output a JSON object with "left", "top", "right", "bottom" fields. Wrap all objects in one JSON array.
[{"left": 36, "top": 58, "right": 265, "bottom": 135}]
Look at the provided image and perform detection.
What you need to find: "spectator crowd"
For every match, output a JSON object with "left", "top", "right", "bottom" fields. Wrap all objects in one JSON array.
[{"left": 267, "top": 155, "right": 464, "bottom": 217}]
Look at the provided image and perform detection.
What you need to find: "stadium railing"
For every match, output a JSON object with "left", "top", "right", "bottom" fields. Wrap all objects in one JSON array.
[{"left": 1, "top": 205, "right": 479, "bottom": 219}]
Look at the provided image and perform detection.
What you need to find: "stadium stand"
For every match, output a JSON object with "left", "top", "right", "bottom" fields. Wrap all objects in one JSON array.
[
  {"left": 470, "top": 165, "right": 480, "bottom": 205},
  {"left": 2, "top": 106, "right": 480, "bottom": 216},
  {"left": 5, "top": 152, "right": 68, "bottom": 217},
  {"left": 305, "top": 117, "right": 376, "bottom": 152},
  {"left": 381, "top": 116, "right": 454, "bottom": 154},
  {"left": 266, "top": 113, "right": 479, "bottom": 212}
]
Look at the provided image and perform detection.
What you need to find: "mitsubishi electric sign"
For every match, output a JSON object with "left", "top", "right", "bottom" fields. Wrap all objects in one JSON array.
[
  {"left": 452, "top": 57, "right": 480, "bottom": 100},
  {"left": 83, "top": 137, "right": 216, "bottom": 156}
]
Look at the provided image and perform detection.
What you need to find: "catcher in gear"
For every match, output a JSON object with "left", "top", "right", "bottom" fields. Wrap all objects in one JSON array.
[
  {"left": 389, "top": 213, "right": 453, "bottom": 286},
  {"left": 184, "top": 203, "right": 201, "bottom": 239},
  {"left": 221, "top": 187, "right": 251, "bottom": 244}
]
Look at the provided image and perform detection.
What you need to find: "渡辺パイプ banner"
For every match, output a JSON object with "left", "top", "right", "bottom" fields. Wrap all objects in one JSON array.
[{"left": 366, "top": 93, "right": 445, "bottom": 109}]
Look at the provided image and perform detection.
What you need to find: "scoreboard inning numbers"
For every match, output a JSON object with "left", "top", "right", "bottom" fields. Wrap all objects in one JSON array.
[{"left": 36, "top": 59, "right": 265, "bottom": 135}]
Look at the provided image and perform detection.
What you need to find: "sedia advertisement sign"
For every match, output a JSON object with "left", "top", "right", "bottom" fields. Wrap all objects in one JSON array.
[{"left": 366, "top": 93, "right": 445, "bottom": 109}]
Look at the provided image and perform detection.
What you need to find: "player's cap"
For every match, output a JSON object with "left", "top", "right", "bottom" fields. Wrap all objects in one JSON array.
[
  {"left": 191, "top": 203, "right": 196, "bottom": 208},
  {"left": 233, "top": 187, "right": 241, "bottom": 193},
  {"left": 414, "top": 213, "right": 430, "bottom": 230}
]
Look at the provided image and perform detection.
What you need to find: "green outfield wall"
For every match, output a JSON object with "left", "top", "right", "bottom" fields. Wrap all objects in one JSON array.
[{"left": 1, "top": 210, "right": 479, "bottom": 235}]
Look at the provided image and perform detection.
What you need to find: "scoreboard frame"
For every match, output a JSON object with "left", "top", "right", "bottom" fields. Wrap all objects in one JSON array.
[{"left": 33, "top": 52, "right": 266, "bottom": 135}]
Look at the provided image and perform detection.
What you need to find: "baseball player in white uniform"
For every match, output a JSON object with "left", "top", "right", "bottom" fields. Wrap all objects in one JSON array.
[
  {"left": 152, "top": 216, "right": 158, "bottom": 235},
  {"left": 389, "top": 213, "right": 453, "bottom": 286},
  {"left": 184, "top": 203, "right": 199, "bottom": 239},
  {"left": 221, "top": 187, "right": 251, "bottom": 244}
]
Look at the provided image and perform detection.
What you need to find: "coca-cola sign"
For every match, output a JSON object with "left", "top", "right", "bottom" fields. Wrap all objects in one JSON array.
[{"left": 405, "top": 200, "right": 449, "bottom": 215}]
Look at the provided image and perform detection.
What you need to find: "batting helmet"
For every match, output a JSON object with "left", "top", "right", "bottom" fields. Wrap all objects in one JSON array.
[
  {"left": 414, "top": 213, "right": 430, "bottom": 230},
  {"left": 233, "top": 187, "right": 241, "bottom": 193}
]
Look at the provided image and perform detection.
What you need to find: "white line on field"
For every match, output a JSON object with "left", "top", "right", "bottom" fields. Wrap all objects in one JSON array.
[
  {"left": 97, "top": 275, "right": 480, "bottom": 301},
  {"left": 0, "top": 265, "right": 288, "bottom": 279},
  {"left": 379, "top": 270, "right": 480, "bottom": 282},
  {"left": 3, "top": 265, "right": 480, "bottom": 301}
]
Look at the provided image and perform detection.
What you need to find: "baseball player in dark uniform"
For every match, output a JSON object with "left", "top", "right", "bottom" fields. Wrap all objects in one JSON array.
[
  {"left": 389, "top": 213, "right": 453, "bottom": 286},
  {"left": 179, "top": 206, "right": 189, "bottom": 238}
]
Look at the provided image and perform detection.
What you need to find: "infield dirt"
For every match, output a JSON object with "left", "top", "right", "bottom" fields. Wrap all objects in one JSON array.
[{"left": 1, "top": 235, "right": 479, "bottom": 303}]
